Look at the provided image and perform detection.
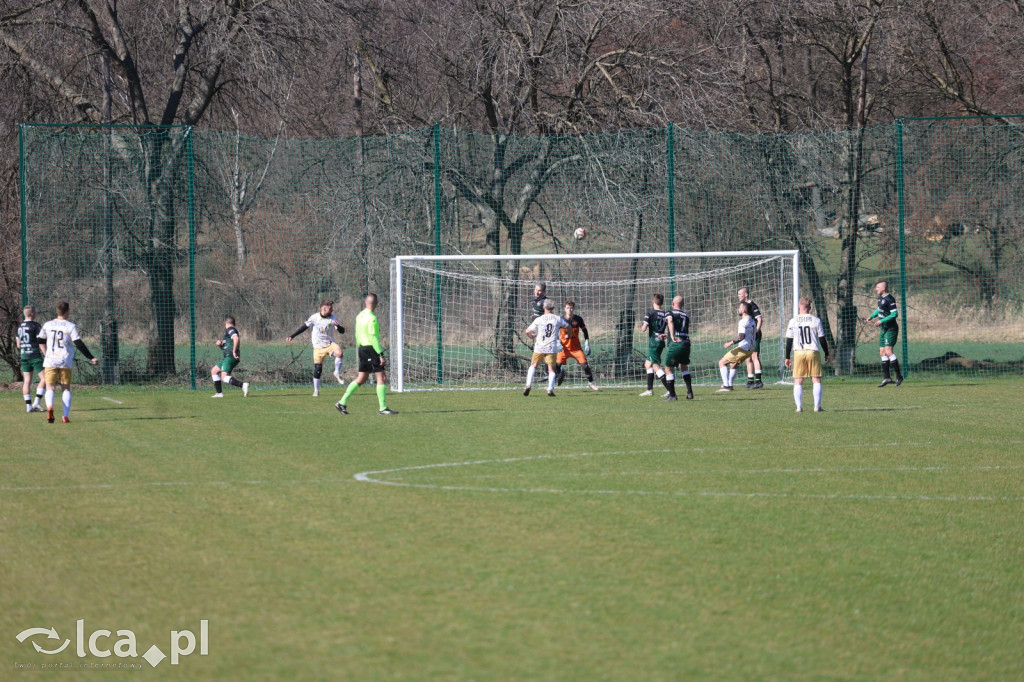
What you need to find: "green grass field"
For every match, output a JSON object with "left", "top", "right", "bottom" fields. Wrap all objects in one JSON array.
[{"left": 2, "top": 380, "right": 1022, "bottom": 679}]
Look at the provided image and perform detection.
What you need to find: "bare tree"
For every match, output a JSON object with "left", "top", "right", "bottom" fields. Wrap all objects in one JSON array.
[{"left": 1, "top": 0, "right": 334, "bottom": 377}]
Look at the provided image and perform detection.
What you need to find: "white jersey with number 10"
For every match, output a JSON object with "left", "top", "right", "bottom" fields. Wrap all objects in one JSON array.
[
  {"left": 786, "top": 314, "right": 825, "bottom": 352},
  {"left": 528, "top": 314, "right": 569, "bottom": 354}
]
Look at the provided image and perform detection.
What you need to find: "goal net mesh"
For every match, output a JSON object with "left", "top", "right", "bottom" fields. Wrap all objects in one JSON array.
[{"left": 390, "top": 253, "right": 797, "bottom": 391}]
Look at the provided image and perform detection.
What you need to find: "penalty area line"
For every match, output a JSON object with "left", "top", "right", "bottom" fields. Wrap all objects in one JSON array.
[
  {"left": 353, "top": 449, "right": 1024, "bottom": 503},
  {"left": 102, "top": 396, "right": 123, "bottom": 404}
]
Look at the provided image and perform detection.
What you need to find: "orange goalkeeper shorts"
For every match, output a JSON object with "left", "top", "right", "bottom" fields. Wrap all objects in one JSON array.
[{"left": 557, "top": 348, "right": 587, "bottom": 365}]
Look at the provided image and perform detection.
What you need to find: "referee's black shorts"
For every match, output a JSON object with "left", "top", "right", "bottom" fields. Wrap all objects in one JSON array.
[{"left": 357, "top": 346, "right": 385, "bottom": 373}]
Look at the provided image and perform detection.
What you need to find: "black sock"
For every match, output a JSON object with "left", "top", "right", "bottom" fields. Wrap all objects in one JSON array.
[
  {"left": 755, "top": 371, "right": 762, "bottom": 382},
  {"left": 583, "top": 365, "right": 594, "bottom": 382},
  {"left": 25, "top": 396, "right": 31, "bottom": 405},
  {"left": 214, "top": 380, "right": 223, "bottom": 393},
  {"left": 881, "top": 359, "right": 891, "bottom": 379},
  {"left": 683, "top": 373, "right": 693, "bottom": 393},
  {"left": 660, "top": 374, "right": 671, "bottom": 390},
  {"left": 667, "top": 379, "right": 676, "bottom": 397},
  {"left": 891, "top": 359, "right": 902, "bottom": 380},
  {"left": 647, "top": 372, "right": 655, "bottom": 391},
  {"left": 228, "top": 376, "right": 243, "bottom": 388},
  {"left": 555, "top": 363, "right": 563, "bottom": 376}
]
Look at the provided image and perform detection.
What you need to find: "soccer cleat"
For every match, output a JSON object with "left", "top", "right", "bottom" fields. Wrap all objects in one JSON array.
[
  {"left": 62, "top": 416, "right": 70, "bottom": 423},
  {"left": 745, "top": 380, "right": 755, "bottom": 389},
  {"left": 753, "top": 380, "right": 764, "bottom": 389},
  {"left": 32, "top": 405, "right": 43, "bottom": 412},
  {"left": 894, "top": 377, "right": 903, "bottom": 386},
  {"left": 242, "top": 382, "right": 250, "bottom": 397},
  {"left": 795, "top": 406, "right": 803, "bottom": 413},
  {"left": 379, "top": 408, "right": 397, "bottom": 415},
  {"left": 662, "top": 391, "right": 671, "bottom": 398},
  {"left": 686, "top": 392, "right": 694, "bottom": 400},
  {"left": 26, "top": 405, "right": 32, "bottom": 413},
  {"left": 547, "top": 390, "right": 556, "bottom": 397},
  {"left": 664, "top": 395, "right": 678, "bottom": 401},
  {"left": 716, "top": 386, "right": 733, "bottom": 393},
  {"left": 47, "top": 409, "right": 54, "bottom": 423},
  {"left": 333, "top": 370, "right": 345, "bottom": 386},
  {"left": 335, "top": 402, "right": 348, "bottom": 414},
  {"left": 814, "top": 407, "right": 824, "bottom": 412},
  {"left": 638, "top": 390, "right": 653, "bottom": 397},
  {"left": 588, "top": 383, "right": 599, "bottom": 391},
  {"left": 313, "top": 389, "right": 319, "bottom": 397},
  {"left": 211, "top": 393, "right": 224, "bottom": 398},
  {"left": 523, "top": 387, "right": 531, "bottom": 397},
  {"left": 877, "top": 378, "right": 894, "bottom": 387}
]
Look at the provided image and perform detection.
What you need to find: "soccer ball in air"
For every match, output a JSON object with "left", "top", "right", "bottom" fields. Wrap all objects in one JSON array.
[{"left": 573, "top": 228, "right": 587, "bottom": 240}]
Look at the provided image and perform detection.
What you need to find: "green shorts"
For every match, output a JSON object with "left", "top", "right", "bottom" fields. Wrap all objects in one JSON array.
[
  {"left": 646, "top": 339, "right": 665, "bottom": 364},
  {"left": 752, "top": 331, "right": 762, "bottom": 354},
  {"left": 664, "top": 341, "right": 691, "bottom": 367},
  {"left": 218, "top": 357, "right": 240, "bottom": 374},
  {"left": 21, "top": 356, "right": 44, "bottom": 374},
  {"left": 879, "top": 327, "right": 899, "bottom": 349}
]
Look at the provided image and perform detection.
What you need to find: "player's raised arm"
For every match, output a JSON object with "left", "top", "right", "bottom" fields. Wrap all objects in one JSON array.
[{"left": 231, "top": 330, "right": 240, "bottom": 359}]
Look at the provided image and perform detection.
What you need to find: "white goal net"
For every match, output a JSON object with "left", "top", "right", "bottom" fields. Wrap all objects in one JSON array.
[{"left": 390, "top": 251, "right": 799, "bottom": 392}]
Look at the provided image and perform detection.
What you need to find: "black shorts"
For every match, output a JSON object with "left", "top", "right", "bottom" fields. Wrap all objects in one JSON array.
[{"left": 358, "top": 346, "right": 385, "bottom": 373}]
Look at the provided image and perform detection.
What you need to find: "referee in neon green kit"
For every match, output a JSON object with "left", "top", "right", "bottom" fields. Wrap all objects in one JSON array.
[{"left": 335, "top": 293, "right": 397, "bottom": 415}]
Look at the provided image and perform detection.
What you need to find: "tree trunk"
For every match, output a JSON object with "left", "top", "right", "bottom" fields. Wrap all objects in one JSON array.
[
  {"left": 144, "top": 131, "right": 178, "bottom": 378},
  {"left": 615, "top": 208, "right": 644, "bottom": 379},
  {"left": 835, "top": 43, "right": 870, "bottom": 375},
  {"left": 100, "top": 53, "right": 120, "bottom": 384},
  {"left": 495, "top": 218, "right": 524, "bottom": 371}
]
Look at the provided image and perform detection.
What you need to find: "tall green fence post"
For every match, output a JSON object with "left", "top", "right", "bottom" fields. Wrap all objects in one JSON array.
[
  {"left": 186, "top": 127, "right": 198, "bottom": 390},
  {"left": 666, "top": 122, "right": 676, "bottom": 296},
  {"left": 19, "top": 124, "right": 28, "bottom": 307},
  {"left": 432, "top": 123, "right": 443, "bottom": 384},
  {"left": 895, "top": 119, "right": 909, "bottom": 374}
]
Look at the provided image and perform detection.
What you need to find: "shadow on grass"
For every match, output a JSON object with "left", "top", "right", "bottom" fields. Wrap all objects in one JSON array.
[
  {"left": 831, "top": 406, "right": 924, "bottom": 412},
  {"left": 401, "top": 408, "right": 504, "bottom": 415},
  {"left": 84, "top": 415, "right": 197, "bottom": 422},
  {"left": 78, "top": 407, "right": 138, "bottom": 412}
]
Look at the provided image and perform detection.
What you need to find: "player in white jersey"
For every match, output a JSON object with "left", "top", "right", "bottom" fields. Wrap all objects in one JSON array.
[
  {"left": 287, "top": 300, "right": 346, "bottom": 396},
  {"left": 717, "top": 302, "right": 757, "bottom": 392},
  {"left": 785, "top": 297, "right": 829, "bottom": 412},
  {"left": 523, "top": 298, "right": 569, "bottom": 397},
  {"left": 38, "top": 301, "right": 98, "bottom": 423}
]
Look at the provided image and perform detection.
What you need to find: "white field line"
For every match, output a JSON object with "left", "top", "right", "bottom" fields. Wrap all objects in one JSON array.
[
  {"left": 354, "top": 448, "right": 1024, "bottom": 503},
  {"left": 457, "top": 464, "right": 1024, "bottom": 479},
  {"left": 101, "top": 397, "right": 123, "bottom": 404},
  {"left": 0, "top": 478, "right": 353, "bottom": 493}
]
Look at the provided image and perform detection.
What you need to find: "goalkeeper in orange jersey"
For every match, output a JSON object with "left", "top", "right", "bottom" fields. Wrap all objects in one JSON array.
[{"left": 555, "top": 301, "right": 598, "bottom": 390}]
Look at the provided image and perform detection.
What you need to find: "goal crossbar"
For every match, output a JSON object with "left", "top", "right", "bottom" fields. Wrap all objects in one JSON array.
[{"left": 391, "top": 251, "right": 800, "bottom": 392}]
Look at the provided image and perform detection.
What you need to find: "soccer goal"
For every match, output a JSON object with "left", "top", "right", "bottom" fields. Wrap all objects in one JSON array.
[{"left": 389, "top": 251, "right": 799, "bottom": 392}]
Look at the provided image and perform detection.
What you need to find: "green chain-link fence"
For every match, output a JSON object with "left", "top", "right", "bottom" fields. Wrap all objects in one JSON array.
[{"left": 18, "top": 118, "right": 1024, "bottom": 386}]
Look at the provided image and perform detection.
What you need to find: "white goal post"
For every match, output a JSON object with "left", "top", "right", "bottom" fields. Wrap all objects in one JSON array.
[{"left": 389, "top": 251, "right": 799, "bottom": 392}]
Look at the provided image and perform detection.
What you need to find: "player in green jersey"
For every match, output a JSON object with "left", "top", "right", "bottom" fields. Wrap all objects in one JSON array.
[
  {"left": 867, "top": 281, "right": 903, "bottom": 387},
  {"left": 211, "top": 316, "right": 249, "bottom": 397},
  {"left": 16, "top": 305, "right": 46, "bottom": 412},
  {"left": 335, "top": 294, "right": 396, "bottom": 415}
]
